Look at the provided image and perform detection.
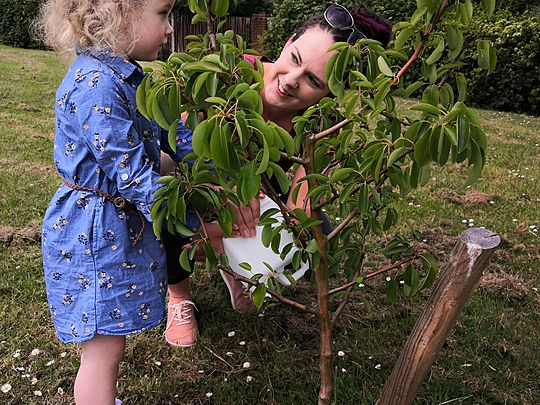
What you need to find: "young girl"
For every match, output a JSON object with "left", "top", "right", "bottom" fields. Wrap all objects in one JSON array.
[{"left": 37, "top": 0, "right": 190, "bottom": 403}]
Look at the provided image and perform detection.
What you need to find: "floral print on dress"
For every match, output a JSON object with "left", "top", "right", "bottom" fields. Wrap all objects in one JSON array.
[{"left": 42, "top": 51, "right": 199, "bottom": 344}]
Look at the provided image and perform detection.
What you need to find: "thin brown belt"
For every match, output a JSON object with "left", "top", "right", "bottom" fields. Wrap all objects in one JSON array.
[{"left": 62, "top": 179, "right": 146, "bottom": 247}]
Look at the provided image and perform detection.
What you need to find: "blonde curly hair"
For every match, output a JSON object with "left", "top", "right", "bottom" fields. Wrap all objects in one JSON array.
[{"left": 36, "top": 0, "right": 147, "bottom": 57}]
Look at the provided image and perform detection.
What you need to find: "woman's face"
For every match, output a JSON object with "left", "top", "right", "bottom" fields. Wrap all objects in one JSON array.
[{"left": 262, "top": 28, "right": 336, "bottom": 117}]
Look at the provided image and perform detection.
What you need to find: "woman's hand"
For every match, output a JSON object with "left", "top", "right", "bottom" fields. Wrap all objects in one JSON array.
[{"left": 231, "top": 193, "right": 265, "bottom": 238}]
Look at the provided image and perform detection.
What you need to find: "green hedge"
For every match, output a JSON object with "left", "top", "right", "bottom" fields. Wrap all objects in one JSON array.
[
  {"left": 464, "top": 13, "right": 540, "bottom": 114},
  {"left": 0, "top": 0, "right": 42, "bottom": 48}
]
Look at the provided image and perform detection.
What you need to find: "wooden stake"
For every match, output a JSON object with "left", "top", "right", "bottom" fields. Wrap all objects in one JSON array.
[{"left": 378, "top": 227, "right": 501, "bottom": 405}]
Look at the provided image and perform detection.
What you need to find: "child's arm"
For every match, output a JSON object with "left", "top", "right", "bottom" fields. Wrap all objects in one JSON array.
[
  {"left": 159, "top": 119, "right": 194, "bottom": 163},
  {"left": 74, "top": 77, "right": 162, "bottom": 222}
]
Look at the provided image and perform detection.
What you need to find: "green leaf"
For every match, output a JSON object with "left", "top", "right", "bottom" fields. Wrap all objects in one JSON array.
[
  {"left": 477, "top": 40, "right": 490, "bottom": 70},
  {"left": 268, "top": 162, "right": 290, "bottom": 194},
  {"left": 255, "top": 132, "right": 270, "bottom": 175},
  {"left": 457, "top": 115, "right": 470, "bottom": 153},
  {"left": 377, "top": 56, "right": 394, "bottom": 77},
  {"left": 436, "top": 126, "right": 451, "bottom": 165},
  {"left": 193, "top": 71, "right": 210, "bottom": 101},
  {"left": 386, "top": 278, "right": 398, "bottom": 302},
  {"left": 403, "top": 264, "right": 420, "bottom": 297},
  {"left": 152, "top": 208, "right": 166, "bottom": 239},
  {"left": 446, "top": 26, "right": 458, "bottom": 51},
  {"left": 411, "top": 102, "right": 441, "bottom": 116},
  {"left": 209, "top": 124, "right": 230, "bottom": 169},
  {"left": 237, "top": 89, "right": 260, "bottom": 111},
  {"left": 383, "top": 207, "right": 398, "bottom": 231},
  {"left": 179, "top": 248, "right": 192, "bottom": 272},
  {"left": 330, "top": 168, "right": 354, "bottom": 183},
  {"left": 327, "top": 42, "right": 349, "bottom": 52},
  {"left": 404, "top": 81, "right": 425, "bottom": 97},
  {"left": 184, "top": 61, "right": 223, "bottom": 73},
  {"left": 274, "top": 125, "right": 295, "bottom": 156},
  {"left": 239, "top": 162, "right": 261, "bottom": 202},
  {"left": 192, "top": 119, "right": 210, "bottom": 157},
  {"left": 387, "top": 146, "right": 407, "bottom": 167},
  {"left": 465, "top": 147, "right": 484, "bottom": 186},
  {"left": 488, "top": 44, "right": 497, "bottom": 74},
  {"left": 205, "top": 96, "right": 227, "bottom": 106},
  {"left": 206, "top": 73, "right": 218, "bottom": 97},
  {"left": 234, "top": 113, "right": 249, "bottom": 147},
  {"left": 136, "top": 76, "right": 149, "bottom": 119},
  {"left": 305, "top": 239, "right": 318, "bottom": 254},
  {"left": 261, "top": 225, "right": 272, "bottom": 248},
  {"left": 449, "top": 28, "right": 464, "bottom": 60},
  {"left": 394, "top": 27, "right": 415, "bottom": 51},
  {"left": 358, "top": 183, "right": 369, "bottom": 215},
  {"left": 456, "top": 73, "right": 467, "bottom": 102},
  {"left": 252, "top": 283, "right": 266, "bottom": 308},
  {"left": 425, "top": 37, "right": 445, "bottom": 65},
  {"left": 211, "top": 0, "right": 229, "bottom": 17},
  {"left": 374, "top": 79, "right": 391, "bottom": 108},
  {"left": 328, "top": 70, "right": 344, "bottom": 98},
  {"left": 324, "top": 53, "right": 339, "bottom": 82},
  {"left": 167, "top": 85, "right": 180, "bottom": 117},
  {"left": 239, "top": 262, "right": 252, "bottom": 271},
  {"left": 152, "top": 93, "right": 171, "bottom": 129},
  {"left": 414, "top": 128, "right": 432, "bottom": 166},
  {"left": 167, "top": 119, "right": 179, "bottom": 153},
  {"left": 156, "top": 175, "right": 175, "bottom": 185},
  {"left": 481, "top": 0, "right": 495, "bottom": 19},
  {"left": 176, "top": 195, "right": 187, "bottom": 223}
]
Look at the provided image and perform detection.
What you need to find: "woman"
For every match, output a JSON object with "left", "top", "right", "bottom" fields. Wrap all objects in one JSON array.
[{"left": 164, "top": 3, "right": 392, "bottom": 347}]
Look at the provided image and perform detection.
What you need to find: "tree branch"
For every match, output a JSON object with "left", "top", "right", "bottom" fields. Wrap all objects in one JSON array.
[
  {"left": 205, "top": 1, "right": 218, "bottom": 51},
  {"left": 313, "top": 118, "right": 351, "bottom": 142},
  {"left": 279, "top": 151, "right": 308, "bottom": 166},
  {"left": 326, "top": 208, "right": 359, "bottom": 242},
  {"left": 328, "top": 253, "right": 420, "bottom": 296},
  {"left": 391, "top": 0, "right": 452, "bottom": 87},
  {"left": 218, "top": 264, "right": 318, "bottom": 315}
]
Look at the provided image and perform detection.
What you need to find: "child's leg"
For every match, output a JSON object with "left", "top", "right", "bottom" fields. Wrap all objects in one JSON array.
[{"left": 74, "top": 334, "right": 126, "bottom": 405}]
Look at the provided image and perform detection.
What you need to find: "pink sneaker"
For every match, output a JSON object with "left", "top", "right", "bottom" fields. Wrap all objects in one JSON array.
[
  {"left": 165, "top": 299, "right": 198, "bottom": 347},
  {"left": 220, "top": 270, "right": 256, "bottom": 313}
]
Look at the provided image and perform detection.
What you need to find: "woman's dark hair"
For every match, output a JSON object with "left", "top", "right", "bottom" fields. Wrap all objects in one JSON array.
[{"left": 292, "top": 4, "right": 392, "bottom": 48}]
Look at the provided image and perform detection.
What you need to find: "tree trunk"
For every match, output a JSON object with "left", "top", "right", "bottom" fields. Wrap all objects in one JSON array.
[{"left": 378, "top": 227, "right": 500, "bottom": 405}]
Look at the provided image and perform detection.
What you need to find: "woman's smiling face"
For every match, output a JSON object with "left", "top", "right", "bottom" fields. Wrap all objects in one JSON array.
[{"left": 262, "top": 28, "right": 336, "bottom": 118}]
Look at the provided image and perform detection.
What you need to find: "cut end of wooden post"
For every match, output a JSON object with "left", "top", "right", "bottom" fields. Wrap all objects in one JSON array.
[{"left": 460, "top": 227, "right": 501, "bottom": 250}]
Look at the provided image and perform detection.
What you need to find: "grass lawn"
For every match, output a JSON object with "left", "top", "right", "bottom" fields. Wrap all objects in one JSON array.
[{"left": 0, "top": 44, "right": 539, "bottom": 404}]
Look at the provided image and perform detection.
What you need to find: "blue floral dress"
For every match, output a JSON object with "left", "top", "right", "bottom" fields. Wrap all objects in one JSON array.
[{"left": 42, "top": 51, "right": 196, "bottom": 343}]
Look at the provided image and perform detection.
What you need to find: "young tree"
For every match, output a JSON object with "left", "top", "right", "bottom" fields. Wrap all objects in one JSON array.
[{"left": 137, "top": 0, "right": 497, "bottom": 402}]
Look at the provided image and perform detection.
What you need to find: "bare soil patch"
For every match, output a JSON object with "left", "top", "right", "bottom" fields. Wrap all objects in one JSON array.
[
  {"left": 479, "top": 270, "right": 530, "bottom": 301},
  {"left": 0, "top": 219, "right": 42, "bottom": 243},
  {"left": 435, "top": 188, "right": 494, "bottom": 205}
]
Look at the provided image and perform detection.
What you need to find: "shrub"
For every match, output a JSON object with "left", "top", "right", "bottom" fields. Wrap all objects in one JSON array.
[
  {"left": 259, "top": 0, "right": 325, "bottom": 59},
  {"left": 465, "top": 13, "right": 540, "bottom": 114},
  {"left": 0, "top": 0, "right": 42, "bottom": 48}
]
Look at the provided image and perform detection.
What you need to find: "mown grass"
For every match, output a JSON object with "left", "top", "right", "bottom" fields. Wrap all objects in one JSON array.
[{"left": 0, "top": 44, "right": 539, "bottom": 404}]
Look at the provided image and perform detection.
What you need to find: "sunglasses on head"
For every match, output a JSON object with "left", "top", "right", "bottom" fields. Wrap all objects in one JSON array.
[{"left": 323, "top": 3, "right": 366, "bottom": 45}]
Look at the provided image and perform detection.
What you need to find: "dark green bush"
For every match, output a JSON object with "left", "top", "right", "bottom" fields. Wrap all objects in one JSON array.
[
  {"left": 0, "top": 0, "right": 42, "bottom": 48},
  {"left": 174, "top": 0, "right": 272, "bottom": 17},
  {"left": 465, "top": 13, "right": 540, "bottom": 114}
]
